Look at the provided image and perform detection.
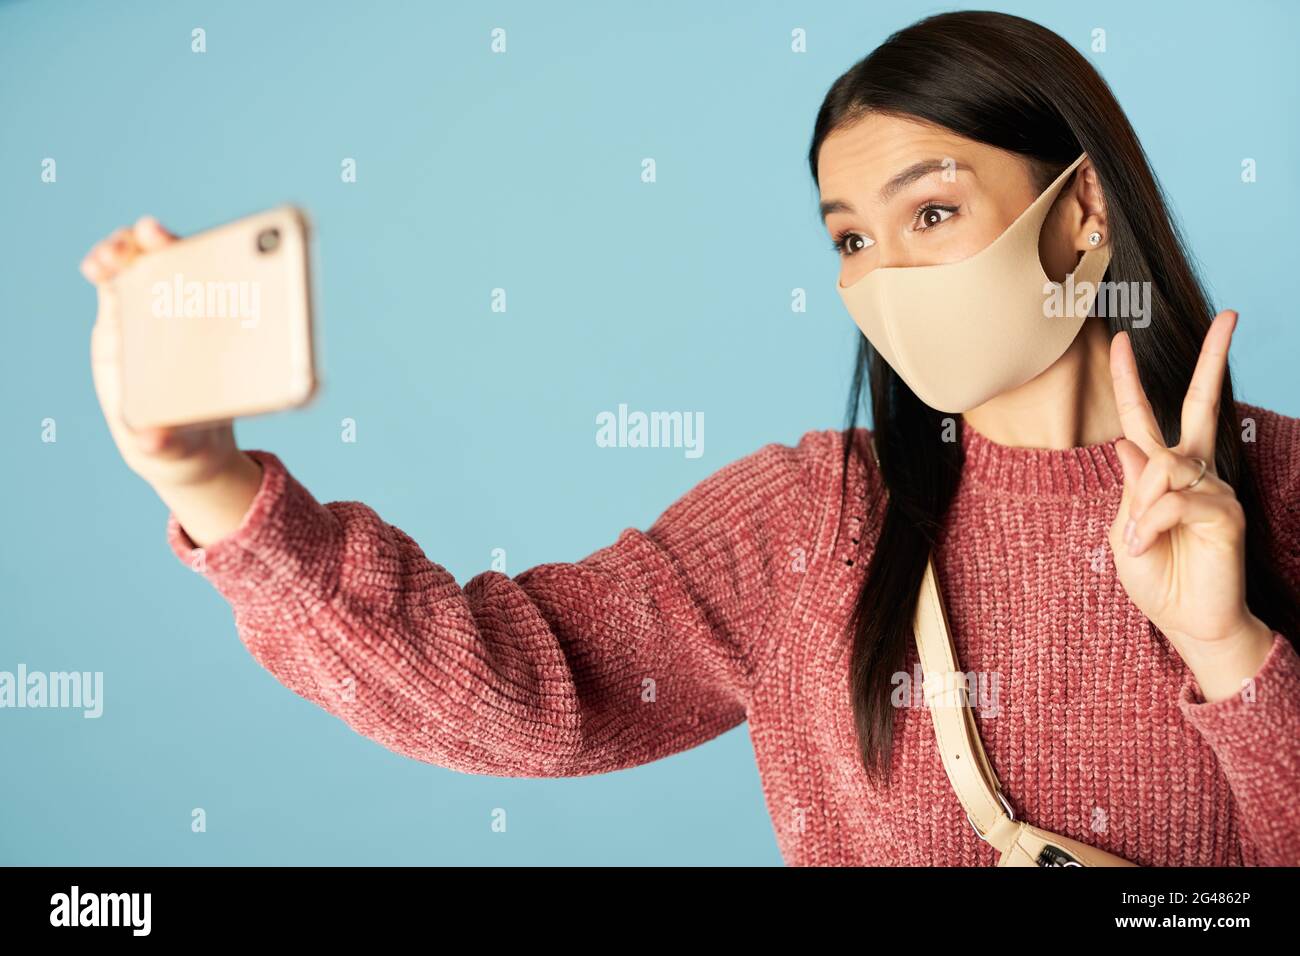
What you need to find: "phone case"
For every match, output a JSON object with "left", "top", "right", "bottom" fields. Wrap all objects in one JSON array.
[{"left": 113, "top": 205, "right": 317, "bottom": 430}]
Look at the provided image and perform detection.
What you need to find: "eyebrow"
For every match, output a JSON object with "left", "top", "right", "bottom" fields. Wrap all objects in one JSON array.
[{"left": 819, "top": 158, "right": 970, "bottom": 222}]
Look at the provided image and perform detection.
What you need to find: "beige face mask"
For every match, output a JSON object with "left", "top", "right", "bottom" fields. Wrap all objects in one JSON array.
[{"left": 835, "top": 153, "right": 1111, "bottom": 413}]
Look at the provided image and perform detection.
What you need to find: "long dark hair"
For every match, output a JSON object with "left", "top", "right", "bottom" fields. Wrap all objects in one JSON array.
[{"left": 807, "top": 10, "right": 1300, "bottom": 786}]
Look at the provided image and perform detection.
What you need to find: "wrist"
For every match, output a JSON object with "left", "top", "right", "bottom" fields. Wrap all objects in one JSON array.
[
  {"left": 1174, "top": 614, "right": 1275, "bottom": 703},
  {"left": 154, "top": 451, "right": 265, "bottom": 549},
  {"left": 150, "top": 447, "right": 255, "bottom": 498}
]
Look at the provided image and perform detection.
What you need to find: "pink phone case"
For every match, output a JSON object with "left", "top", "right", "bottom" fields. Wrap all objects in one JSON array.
[{"left": 113, "top": 205, "right": 318, "bottom": 430}]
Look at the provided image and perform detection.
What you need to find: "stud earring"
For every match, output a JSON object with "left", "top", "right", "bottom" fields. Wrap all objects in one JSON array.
[{"left": 1088, "top": 231, "right": 1102, "bottom": 246}]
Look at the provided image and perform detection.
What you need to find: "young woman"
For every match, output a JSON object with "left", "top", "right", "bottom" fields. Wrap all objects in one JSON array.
[{"left": 80, "top": 11, "right": 1299, "bottom": 866}]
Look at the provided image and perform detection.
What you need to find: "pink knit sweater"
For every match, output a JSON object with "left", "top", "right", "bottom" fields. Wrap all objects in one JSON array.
[{"left": 166, "top": 401, "right": 1300, "bottom": 866}]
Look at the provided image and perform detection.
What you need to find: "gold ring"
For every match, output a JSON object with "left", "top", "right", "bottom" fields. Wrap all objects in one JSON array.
[{"left": 1184, "top": 456, "right": 1207, "bottom": 490}]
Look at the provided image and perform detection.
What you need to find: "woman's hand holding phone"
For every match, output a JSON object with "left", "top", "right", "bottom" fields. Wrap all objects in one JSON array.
[{"left": 80, "top": 217, "right": 263, "bottom": 548}]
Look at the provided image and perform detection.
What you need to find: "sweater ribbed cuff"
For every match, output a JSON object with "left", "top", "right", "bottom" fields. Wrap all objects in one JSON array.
[
  {"left": 1177, "top": 631, "right": 1300, "bottom": 729},
  {"left": 165, "top": 449, "right": 342, "bottom": 611}
]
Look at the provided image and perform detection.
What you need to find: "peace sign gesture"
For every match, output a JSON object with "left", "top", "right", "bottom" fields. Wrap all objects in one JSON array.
[{"left": 1108, "top": 309, "right": 1274, "bottom": 701}]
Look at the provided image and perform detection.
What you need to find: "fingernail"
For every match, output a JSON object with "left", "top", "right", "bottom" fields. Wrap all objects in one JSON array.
[{"left": 1124, "top": 518, "right": 1136, "bottom": 545}]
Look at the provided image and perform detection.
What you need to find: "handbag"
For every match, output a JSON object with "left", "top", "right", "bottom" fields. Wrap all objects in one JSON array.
[{"left": 913, "top": 556, "right": 1138, "bottom": 867}]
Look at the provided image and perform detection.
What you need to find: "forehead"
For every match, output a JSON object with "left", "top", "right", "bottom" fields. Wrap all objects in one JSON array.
[{"left": 816, "top": 114, "right": 995, "bottom": 201}]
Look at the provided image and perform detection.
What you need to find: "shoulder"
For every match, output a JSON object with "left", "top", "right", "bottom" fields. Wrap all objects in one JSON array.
[
  {"left": 1234, "top": 399, "right": 1300, "bottom": 525},
  {"left": 740, "top": 425, "right": 882, "bottom": 494},
  {"left": 1232, "top": 398, "right": 1294, "bottom": 546},
  {"left": 734, "top": 424, "right": 885, "bottom": 527},
  {"left": 653, "top": 425, "right": 883, "bottom": 533}
]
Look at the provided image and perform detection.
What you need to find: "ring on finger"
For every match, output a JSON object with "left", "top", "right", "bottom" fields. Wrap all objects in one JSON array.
[{"left": 1182, "top": 456, "right": 1208, "bottom": 491}]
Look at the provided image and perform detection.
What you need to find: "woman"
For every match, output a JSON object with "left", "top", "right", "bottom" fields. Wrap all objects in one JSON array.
[{"left": 79, "top": 11, "right": 1299, "bottom": 866}]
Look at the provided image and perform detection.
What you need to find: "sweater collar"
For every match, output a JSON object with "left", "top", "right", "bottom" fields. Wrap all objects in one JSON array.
[{"left": 958, "top": 420, "right": 1126, "bottom": 498}]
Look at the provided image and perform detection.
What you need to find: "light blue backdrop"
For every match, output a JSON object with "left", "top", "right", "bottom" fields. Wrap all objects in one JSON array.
[{"left": 1, "top": 0, "right": 1296, "bottom": 865}]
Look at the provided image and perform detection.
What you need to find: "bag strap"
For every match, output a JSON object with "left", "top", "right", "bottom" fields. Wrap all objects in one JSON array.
[
  {"left": 870, "top": 436, "right": 1134, "bottom": 865},
  {"left": 913, "top": 555, "right": 1020, "bottom": 850}
]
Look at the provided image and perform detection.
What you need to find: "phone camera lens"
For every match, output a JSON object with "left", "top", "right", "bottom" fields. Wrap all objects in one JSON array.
[{"left": 257, "top": 228, "right": 281, "bottom": 253}]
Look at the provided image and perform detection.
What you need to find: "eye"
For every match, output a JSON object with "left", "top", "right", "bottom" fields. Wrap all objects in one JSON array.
[
  {"left": 831, "top": 230, "right": 874, "bottom": 257},
  {"left": 913, "top": 203, "right": 958, "bottom": 230}
]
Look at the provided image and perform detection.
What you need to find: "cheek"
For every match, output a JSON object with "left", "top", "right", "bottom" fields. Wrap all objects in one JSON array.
[
  {"left": 930, "top": 225, "right": 995, "bottom": 265},
  {"left": 1035, "top": 205, "right": 1086, "bottom": 282},
  {"left": 915, "top": 218, "right": 1001, "bottom": 268},
  {"left": 1037, "top": 224, "right": 1081, "bottom": 282}
]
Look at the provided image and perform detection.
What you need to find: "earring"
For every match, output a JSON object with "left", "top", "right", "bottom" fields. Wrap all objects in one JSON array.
[{"left": 1088, "top": 231, "right": 1102, "bottom": 246}]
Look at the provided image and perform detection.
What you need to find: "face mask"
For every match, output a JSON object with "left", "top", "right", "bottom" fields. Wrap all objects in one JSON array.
[{"left": 835, "top": 153, "right": 1111, "bottom": 413}]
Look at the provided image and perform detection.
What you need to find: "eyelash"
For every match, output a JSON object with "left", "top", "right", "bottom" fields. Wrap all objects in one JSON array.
[{"left": 831, "top": 202, "right": 960, "bottom": 256}]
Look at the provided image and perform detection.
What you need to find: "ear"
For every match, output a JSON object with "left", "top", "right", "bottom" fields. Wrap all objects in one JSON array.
[{"left": 1070, "top": 158, "right": 1109, "bottom": 252}]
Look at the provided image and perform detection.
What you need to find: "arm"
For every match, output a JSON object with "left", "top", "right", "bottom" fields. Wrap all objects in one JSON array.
[
  {"left": 1176, "top": 404, "right": 1300, "bottom": 865},
  {"left": 80, "top": 219, "right": 822, "bottom": 779},
  {"left": 167, "top": 437, "right": 822, "bottom": 777}
]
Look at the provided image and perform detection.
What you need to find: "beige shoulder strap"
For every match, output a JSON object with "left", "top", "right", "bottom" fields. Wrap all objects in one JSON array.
[
  {"left": 913, "top": 556, "right": 1016, "bottom": 843},
  {"left": 914, "top": 555, "right": 1138, "bottom": 866}
]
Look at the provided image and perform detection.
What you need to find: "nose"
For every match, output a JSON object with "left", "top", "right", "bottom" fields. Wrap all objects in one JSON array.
[
  {"left": 839, "top": 238, "right": 907, "bottom": 289},
  {"left": 873, "top": 239, "right": 909, "bottom": 271}
]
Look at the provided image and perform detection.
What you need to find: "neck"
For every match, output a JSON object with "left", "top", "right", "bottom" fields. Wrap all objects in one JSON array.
[{"left": 961, "top": 318, "right": 1122, "bottom": 449}]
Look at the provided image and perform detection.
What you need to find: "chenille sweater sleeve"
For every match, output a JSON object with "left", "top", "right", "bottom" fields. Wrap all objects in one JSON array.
[
  {"left": 1175, "top": 408, "right": 1300, "bottom": 865},
  {"left": 165, "top": 437, "right": 819, "bottom": 778}
]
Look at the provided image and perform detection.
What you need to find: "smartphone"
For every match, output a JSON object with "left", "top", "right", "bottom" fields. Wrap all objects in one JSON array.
[{"left": 113, "top": 205, "right": 318, "bottom": 430}]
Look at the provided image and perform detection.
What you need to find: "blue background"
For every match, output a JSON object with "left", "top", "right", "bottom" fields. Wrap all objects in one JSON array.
[{"left": 1, "top": 0, "right": 1296, "bottom": 865}]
